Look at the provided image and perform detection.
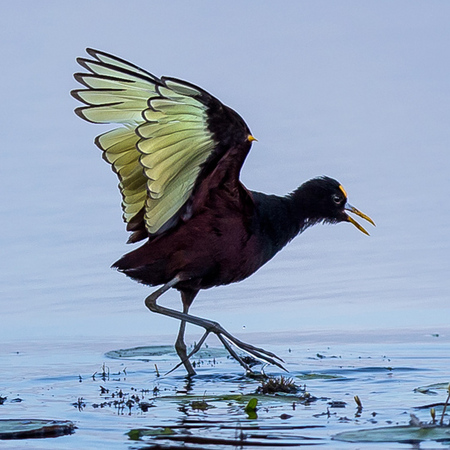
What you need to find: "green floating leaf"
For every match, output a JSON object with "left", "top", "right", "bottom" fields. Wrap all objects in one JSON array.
[
  {"left": 190, "top": 400, "right": 213, "bottom": 411},
  {"left": 296, "top": 373, "right": 344, "bottom": 380},
  {"left": 127, "top": 429, "right": 142, "bottom": 441},
  {"left": 414, "top": 383, "right": 450, "bottom": 395},
  {"left": 245, "top": 398, "right": 259, "bottom": 419},
  {"left": 245, "top": 398, "right": 258, "bottom": 412},
  {"left": 0, "top": 419, "right": 75, "bottom": 440},
  {"left": 334, "top": 426, "right": 450, "bottom": 443},
  {"left": 157, "top": 393, "right": 309, "bottom": 407},
  {"left": 105, "top": 345, "right": 228, "bottom": 361},
  {"left": 127, "top": 427, "right": 175, "bottom": 440},
  {"left": 106, "top": 345, "right": 175, "bottom": 360}
]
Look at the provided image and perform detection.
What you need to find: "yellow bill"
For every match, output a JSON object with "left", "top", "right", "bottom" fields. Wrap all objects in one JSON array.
[{"left": 345, "top": 204, "right": 376, "bottom": 236}]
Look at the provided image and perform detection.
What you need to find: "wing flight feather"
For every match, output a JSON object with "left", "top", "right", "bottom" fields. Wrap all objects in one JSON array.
[{"left": 71, "top": 48, "right": 220, "bottom": 238}]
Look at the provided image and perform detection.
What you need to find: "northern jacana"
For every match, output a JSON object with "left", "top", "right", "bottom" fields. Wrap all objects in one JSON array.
[{"left": 71, "top": 49, "right": 374, "bottom": 376}]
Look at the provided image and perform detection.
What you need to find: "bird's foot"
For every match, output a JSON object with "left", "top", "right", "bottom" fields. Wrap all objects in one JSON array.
[
  {"left": 166, "top": 319, "right": 287, "bottom": 375},
  {"left": 216, "top": 327, "right": 287, "bottom": 372},
  {"left": 145, "top": 282, "right": 286, "bottom": 375}
]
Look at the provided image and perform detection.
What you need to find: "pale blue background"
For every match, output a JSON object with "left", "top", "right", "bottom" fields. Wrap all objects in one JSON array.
[{"left": 1, "top": 1, "right": 449, "bottom": 345}]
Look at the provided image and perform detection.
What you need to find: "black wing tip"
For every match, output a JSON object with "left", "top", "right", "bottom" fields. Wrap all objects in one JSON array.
[
  {"left": 73, "top": 106, "right": 92, "bottom": 122},
  {"left": 94, "top": 134, "right": 105, "bottom": 151},
  {"left": 70, "top": 89, "right": 84, "bottom": 102},
  {"left": 85, "top": 47, "right": 99, "bottom": 58},
  {"left": 73, "top": 72, "right": 86, "bottom": 85},
  {"left": 76, "top": 57, "right": 95, "bottom": 73},
  {"left": 83, "top": 48, "right": 113, "bottom": 61},
  {"left": 80, "top": 48, "right": 161, "bottom": 83},
  {"left": 73, "top": 104, "right": 122, "bottom": 124},
  {"left": 71, "top": 88, "right": 125, "bottom": 109},
  {"left": 73, "top": 72, "right": 139, "bottom": 90}
]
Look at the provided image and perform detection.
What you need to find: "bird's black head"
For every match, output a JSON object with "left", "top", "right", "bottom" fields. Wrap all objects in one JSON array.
[{"left": 296, "top": 176, "right": 375, "bottom": 234}]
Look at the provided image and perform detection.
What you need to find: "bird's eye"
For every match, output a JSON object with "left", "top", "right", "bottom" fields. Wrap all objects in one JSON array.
[{"left": 332, "top": 194, "right": 343, "bottom": 205}]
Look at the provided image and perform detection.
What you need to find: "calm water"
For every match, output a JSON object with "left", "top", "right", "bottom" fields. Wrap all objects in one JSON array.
[
  {"left": 2, "top": 334, "right": 450, "bottom": 449},
  {"left": 1, "top": 1, "right": 450, "bottom": 448}
]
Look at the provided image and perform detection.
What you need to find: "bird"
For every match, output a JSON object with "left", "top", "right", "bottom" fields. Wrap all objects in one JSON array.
[{"left": 71, "top": 48, "right": 375, "bottom": 376}]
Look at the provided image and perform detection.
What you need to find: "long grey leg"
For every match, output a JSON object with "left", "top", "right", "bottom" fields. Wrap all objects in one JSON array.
[
  {"left": 166, "top": 328, "right": 210, "bottom": 376},
  {"left": 174, "top": 300, "right": 196, "bottom": 377},
  {"left": 144, "top": 277, "right": 286, "bottom": 373}
]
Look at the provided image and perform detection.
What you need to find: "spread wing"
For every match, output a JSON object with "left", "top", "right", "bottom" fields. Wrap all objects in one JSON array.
[{"left": 71, "top": 48, "right": 254, "bottom": 242}]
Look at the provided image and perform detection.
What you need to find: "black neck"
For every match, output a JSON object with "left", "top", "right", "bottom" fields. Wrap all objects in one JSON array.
[{"left": 251, "top": 186, "right": 320, "bottom": 263}]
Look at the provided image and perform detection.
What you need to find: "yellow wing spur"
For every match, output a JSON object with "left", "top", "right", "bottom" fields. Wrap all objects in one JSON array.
[{"left": 71, "top": 48, "right": 253, "bottom": 241}]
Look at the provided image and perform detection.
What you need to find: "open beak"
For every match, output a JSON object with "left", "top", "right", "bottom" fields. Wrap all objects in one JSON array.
[{"left": 344, "top": 203, "right": 376, "bottom": 236}]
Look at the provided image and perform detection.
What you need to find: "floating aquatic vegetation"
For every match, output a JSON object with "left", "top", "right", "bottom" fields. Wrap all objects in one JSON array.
[
  {"left": 414, "top": 382, "right": 450, "bottom": 395},
  {"left": 296, "top": 373, "right": 345, "bottom": 380},
  {"left": 334, "top": 420, "right": 450, "bottom": 443},
  {"left": 335, "top": 383, "right": 450, "bottom": 443},
  {"left": 256, "top": 375, "right": 300, "bottom": 394},
  {"left": 0, "top": 419, "right": 75, "bottom": 440},
  {"left": 105, "top": 345, "right": 228, "bottom": 361},
  {"left": 334, "top": 425, "right": 450, "bottom": 443},
  {"left": 127, "top": 422, "right": 324, "bottom": 446}
]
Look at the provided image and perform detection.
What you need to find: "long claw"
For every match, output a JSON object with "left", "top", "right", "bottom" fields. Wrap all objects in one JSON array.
[
  {"left": 209, "top": 323, "right": 286, "bottom": 367},
  {"left": 222, "top": 336, "right": 288, "bottom": 372},
  {"left": 216, "top": 334, "right": 253, "bottom": 373},
  {"left": 228, "top": 336, "right": 285, "bottom": 364}
]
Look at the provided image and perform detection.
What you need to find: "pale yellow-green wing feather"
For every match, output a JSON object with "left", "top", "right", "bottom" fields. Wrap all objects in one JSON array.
[
  {"left": 72, "top": 49, "right": 219, "bottom": 238},
  {"left": 96, "top": 127, "right": 147, "bottom": 224},
  {"left": 73, "top": 48, "right": 160, "bottom": 125},
  {"left": 72, "top": 49, "right": 162, "bottom": 239},
  {"left": 137, "top": 80, "right": 216, "bottom": 234}
]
